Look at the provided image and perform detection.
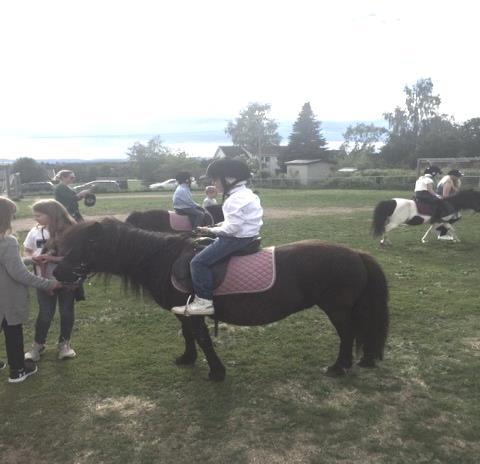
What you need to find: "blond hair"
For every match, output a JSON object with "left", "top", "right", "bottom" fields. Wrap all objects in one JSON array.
[
  {"left": 0, "top": 197, "right": 17, "bottom": 236},
  {"left": 205, "top": 185, "right": 217, "bottom": 194},
  {"left": 32, "top": 199, "right": 75, "bottom": 243},
  {"left": 54, "top": 170, "right": 75, "bottom": 182}
]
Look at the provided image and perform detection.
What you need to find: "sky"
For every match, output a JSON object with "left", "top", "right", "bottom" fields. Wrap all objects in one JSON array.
[{"left": 0, "top": 0, "right": 479, "bottom": 160}]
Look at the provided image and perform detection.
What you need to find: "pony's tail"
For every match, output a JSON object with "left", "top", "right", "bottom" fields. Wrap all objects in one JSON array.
[
  {"left": 371, "top": 200, "right": 396, "bottom": 237},
  {"left": 354, "top": 253, "right": 389, "bottom": 362}
]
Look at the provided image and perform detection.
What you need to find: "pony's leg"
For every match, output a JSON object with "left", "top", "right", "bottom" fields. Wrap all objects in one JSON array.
[
  {"left": 324, "top": 307, "right": 354, "bottom": 376},
  {"left": 187, "top": 316, "right": 226, "bottom": 381},
  {"left": 174, "top": 316, "right": 197, "bottom": 365},
  {"left": 380, "top": 223, "right": 399, "bottom": 246},
  {"left": 421, "top": 225, "right": 433, "bottom": 243},
  {"left": 445, "top": 223, "right": 460, "bottom": 242}
]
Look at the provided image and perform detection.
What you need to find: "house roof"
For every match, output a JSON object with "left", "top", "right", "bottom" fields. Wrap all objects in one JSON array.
[
  {"left": 215, "top": 146, "right": 252, "bottom": 158},
  {"left": 215, "top": 145, "right": 290, "bottom": 158},
  {"left": 285, "top": 159, "right": 334, "bottom": 165}
]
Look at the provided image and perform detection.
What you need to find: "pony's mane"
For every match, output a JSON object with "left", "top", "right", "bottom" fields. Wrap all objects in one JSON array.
[{"left": 61, "top": 218, "right": 193, "bottom": 300}]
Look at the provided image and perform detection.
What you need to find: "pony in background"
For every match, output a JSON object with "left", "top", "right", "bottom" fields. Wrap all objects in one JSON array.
[{"left": 372, "top": 190, "right": 480, "bottom": 245}]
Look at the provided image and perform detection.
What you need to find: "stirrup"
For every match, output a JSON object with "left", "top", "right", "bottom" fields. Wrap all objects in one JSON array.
[{"left": 171, "top": 295, "right": 193, "bottom": 316}]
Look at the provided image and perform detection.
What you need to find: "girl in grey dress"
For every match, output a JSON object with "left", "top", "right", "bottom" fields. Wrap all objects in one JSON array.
[{"left": 0, "top": 197, "right": 59, "bottom": 383}]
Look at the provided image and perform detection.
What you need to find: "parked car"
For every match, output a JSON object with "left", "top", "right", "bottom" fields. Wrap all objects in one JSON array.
[
  {"left": 149, "top": 179, "right": 198, "bottom": 191},
  {"left": 21, "top": 181, "right": 54, "bottom": 193},
  {"left": 73, "top": 180, "right": 120, "bottom": 193}
]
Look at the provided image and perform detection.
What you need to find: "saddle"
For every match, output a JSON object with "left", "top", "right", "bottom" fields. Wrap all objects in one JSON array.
[
  {"left": 171, "top": 238, "right": 276, "bottom": 295},
  {"left": 414, "top": 199, "right": 435, "bottom": 216},
  {"left": 414, "top": 198, "right": 456, "bottom": 220},
  {"left": 168, "top": 211, "right": 214, "bottom": 231}
]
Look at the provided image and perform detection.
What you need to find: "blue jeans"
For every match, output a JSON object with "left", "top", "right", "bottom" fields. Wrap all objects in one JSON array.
[
  {"left": 191, "top": 236, "right": 257, "bottom": 300},
  {"left": 35, "top": 289, "right": 75, "bottom": 344},
  {"left": 175, "top": 207, "right": 205, "bottom": 228}
]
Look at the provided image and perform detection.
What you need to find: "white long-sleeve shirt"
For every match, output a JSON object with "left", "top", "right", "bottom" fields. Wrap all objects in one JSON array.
[
  {"left": 209, "top": 183, "right": 263, "bottom": 237},
  {"left": 414, "top": 174, "right": 434, "bottom": 192}
]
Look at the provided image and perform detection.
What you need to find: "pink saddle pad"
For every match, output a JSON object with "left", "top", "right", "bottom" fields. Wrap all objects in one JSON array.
[
  {"left": 169, "top": 211, "right": 193, "bottom": 231},
  {"left": 172, "top": 247, "right": 276, "bottom": 296},
  {"left": 414, "top": 201, "right": 434, "bottom": 216}
]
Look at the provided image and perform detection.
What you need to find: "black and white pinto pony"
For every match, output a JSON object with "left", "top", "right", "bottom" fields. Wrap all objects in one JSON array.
[{"left": 372, "top": 190, "right": 480, "bottom": 245}]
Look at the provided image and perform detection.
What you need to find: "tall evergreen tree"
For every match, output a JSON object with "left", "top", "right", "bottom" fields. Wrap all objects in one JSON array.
[{"left": 287, "top": 102, "right": 327, "bottom": 160}]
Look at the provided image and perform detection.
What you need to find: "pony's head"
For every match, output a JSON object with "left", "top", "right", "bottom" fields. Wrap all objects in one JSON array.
[
  {"left": 54, "top": 221, "right": 106, "bottom": 282},
  {"left": 447, "top": 190, "right": 480, "bottom": 212}
]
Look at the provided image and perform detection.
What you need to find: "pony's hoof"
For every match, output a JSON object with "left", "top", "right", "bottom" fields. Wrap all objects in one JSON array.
[
  {"left": 174, "top": 354, "right": 197, "bottom": 366},
  {"left": 325, "top": 365, "right": 348, "bottom": 377},
  {"left": 208, "top": 369, "right": 226, "bottom": 382},
  {"left": 358, "top": 358, "right": 376, "bottom": 368}
]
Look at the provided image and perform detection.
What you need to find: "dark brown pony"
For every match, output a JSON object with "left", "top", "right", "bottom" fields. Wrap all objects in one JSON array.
[
  {"left": 126, "top": 205, "right": 224, "bottom": 232},
  {"left": 54, "top": 219, "right": 389, "bottom": 381}
]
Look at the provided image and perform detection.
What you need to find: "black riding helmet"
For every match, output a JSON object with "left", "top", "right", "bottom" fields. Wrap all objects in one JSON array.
[
  {"left": 175, "top": 171, "right": 192, "bottom": 184},
  {"left": 206, "top": 159, "right": 250, "bottom": 195},
  {"left": 448, "top": 169, "right": 463, "bottom": 177},
  {"left": 424, "top": 165, "right": 442, "bottom": 176}
]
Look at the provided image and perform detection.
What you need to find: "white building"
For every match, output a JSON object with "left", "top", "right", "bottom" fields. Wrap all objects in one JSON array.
[
  {"left": 213, "top": 145, "right": 287, "bottom": 177},
  {"left": 285, "top": 159, "right": 335, "bottom": 185}
]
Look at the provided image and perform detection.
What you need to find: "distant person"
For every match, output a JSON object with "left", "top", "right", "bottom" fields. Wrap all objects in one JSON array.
[
  {"left": 202, "top": 185, "right": 218, "bottom": 208},
  {"left": 0, "top": 197, "right": 60, "bottom": 383},
  {"left": 172, "top": 172, "right": 205, "bottom": 228},
  {"left": 437, "top": 169, "right": 463, "bottom": 198},
  {"left": 54, "top": 170, "right": 90, "bottom": 222},
  {"left": 24, "top": 200, "right": 79, "bottom": 363}
]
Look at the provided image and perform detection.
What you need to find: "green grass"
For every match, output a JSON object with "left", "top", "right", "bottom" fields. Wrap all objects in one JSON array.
[{"left": 2, "top": 189, "right": 480, "bottom": 463}]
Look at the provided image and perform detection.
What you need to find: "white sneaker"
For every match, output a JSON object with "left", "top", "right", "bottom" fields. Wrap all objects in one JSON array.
[
  {"left": 186, "top": 297, "right": 214, "bottom": 316},
  {"left": 25, "top": 342, "right": 45, "bottom": 362},
  {"left": 438, "top": 235, "right": 454, "bottom": 241},
  {"left": 58, "top": 341, "right": 76, "bottom": 360},
  {"left": 171, "top": 295, "right": 193, "bottom": 315}
]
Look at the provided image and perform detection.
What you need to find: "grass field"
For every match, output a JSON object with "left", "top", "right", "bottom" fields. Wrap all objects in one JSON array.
[{"left": 1, "top": 189, "right": 479, "bottom": 463}]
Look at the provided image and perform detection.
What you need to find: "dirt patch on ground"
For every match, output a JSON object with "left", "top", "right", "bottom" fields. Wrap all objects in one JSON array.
[
  {"left": 264, "top": 206, "right": 372, "bottom": 220},
  {"left": 12, "top": 214, "right": 127, "bottom": 232},
  {"left": 0, "top": 446, "right": 48, "bottom": 464},
  {"left": 12, "top": 206, "right": 371, "bottom": 231}
]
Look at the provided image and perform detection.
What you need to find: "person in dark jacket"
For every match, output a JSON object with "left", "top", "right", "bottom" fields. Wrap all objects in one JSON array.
[{"left": 54, "top": 170, "right": 90, "bottom": 222}]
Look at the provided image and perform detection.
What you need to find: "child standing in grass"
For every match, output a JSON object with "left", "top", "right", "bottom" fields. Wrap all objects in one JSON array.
[
  {"left": 24, "top": 200, "right": 78, "bottom": 362},
  {"left": 0, "top": 197, "right": 60, "bottom": 383}
]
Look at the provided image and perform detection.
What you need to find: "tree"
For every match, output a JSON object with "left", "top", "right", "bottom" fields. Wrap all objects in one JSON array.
[
  {"left": 460, "top": 118, "right": 480, "bottom": 156},
  {"left": 384, "top": 78, "right": 441, "bottom": 138},
  {"left": 340, "top": 123, "right": 387, "bottom": 168},
  {"left": 12, "top": 157, "right": 49, "bottom": 183},
  {"left": 415, "top": 116, "right": 462, "bottom": 158},
  {"left": 342, "top": 123, "right": 387, "bottom": 155},
  {"left": 286, "top": 102, "right": 327, "bottom": 161},
  {"left": 127, "top": 136, "right": 203, "bottom": 183},
  {"left": 226, "top": 103, "right": 281, "bottom": 155},
  {"left": 381, "top": 78, "right": 443, "bottom": 166},
  {"left": 126, "top": 136, "right": 171, "bottom": 183}
]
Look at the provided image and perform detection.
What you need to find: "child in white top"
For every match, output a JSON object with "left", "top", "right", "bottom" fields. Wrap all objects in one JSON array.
[
  {"left": 202, "top": 186, "right": 218, "bottom": 208},
  {"left": 24, "top": 200, "right": 78, "bottom": 362},
  {"left": 172, "top": 159, "right": 262, "bottom": 316}
]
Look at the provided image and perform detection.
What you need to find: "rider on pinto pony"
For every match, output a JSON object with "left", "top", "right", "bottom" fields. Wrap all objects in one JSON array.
[{"left": 414, "top": 166, "right": 452, "bottom": 221}]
